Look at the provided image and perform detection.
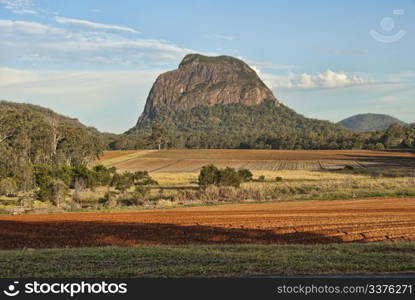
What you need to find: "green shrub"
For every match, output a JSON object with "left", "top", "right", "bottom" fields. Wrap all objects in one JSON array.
[
  {"left": 133, "top": 185, "right": 150, "bottom": 202},
  {"left": 258, "top": 175, "right": 265, "bottom": 182},
  {"left": 0, "top": 178, "right": 18, "bottom": 196},
  {"left": 238, "top": 169, "right": 253, "bottom": 182},
  {"left": 111, "top": 173, "right": 133, "bottom": 192},
  {"left": 72, "top": 165, "right": 97, "bottom": 189},
  {"left": 36, "top": 179, "right": 68, "bottom": 207},
  {"left": 133, "top": 171, "right": 158, "bottom": 185},
  {"left": 33, "top": 164, "right": 54, "bottom": 187},
  {"left": 375, "top": 143, "right": 385, "bottom": 150},
  {"left": 218, "top": 167, "right": 241, "bottom": 187},
  {"left": 92, "top": 165, "right": 112, "bottom": 186},
  {"left": 198, "top": 164, "right": 220, "bottom": 187},
  {"left": 198, "top": 165, "right": 253, "bottom": 188}
]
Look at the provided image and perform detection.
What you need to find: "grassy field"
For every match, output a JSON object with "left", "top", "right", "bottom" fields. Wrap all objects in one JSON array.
[
  {"left": 1, "top": 168, "right": 413, "bottom": 213},
  {"left": 92, "top": 149, "right": 415, "bottom": 207},
  {"left": 150, "top": 169, "right": 415, "bottom": 203},
  {"left": 1, "top": 243, "right": 414, "bottom": 277}
]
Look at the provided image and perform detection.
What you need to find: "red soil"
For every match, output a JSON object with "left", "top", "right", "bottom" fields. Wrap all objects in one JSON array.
[{"left": 0, "top": 197, "right": 414, "bottom": 249}]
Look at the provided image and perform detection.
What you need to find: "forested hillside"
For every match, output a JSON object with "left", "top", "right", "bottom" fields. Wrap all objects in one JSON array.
[
  {"left": 129, "top": 100, "right": 415, "bottom": 150},
  {"left": 0, "top": 101, "right": 104, "bottom": 192}
]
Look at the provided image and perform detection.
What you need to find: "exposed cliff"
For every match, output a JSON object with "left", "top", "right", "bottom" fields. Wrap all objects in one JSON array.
[{"left": 138, "top": 54, "right": 279, "bottom": 122}]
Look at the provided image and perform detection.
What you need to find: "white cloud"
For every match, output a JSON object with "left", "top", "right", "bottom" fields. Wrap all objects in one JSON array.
[
  {"left": 250, "top": 61, "right": 296, "bottom": 71},
  {"left": 54, "top": 16, "right": 140, "bottom": 34},
  {"left": 0, "top": 0, "right": 37, "bottom": 14},
  {"left": 260, "top": 70, "right": 372, "bottom": 89},
  {"left": 0, "top": 66, "right": 40, "bottom": 86},
  {"left": 0, "top": 19, "right": 60, "bottom": 35},
  {"left": 0, "top": 18, "right": 194, "bottom": 67}
]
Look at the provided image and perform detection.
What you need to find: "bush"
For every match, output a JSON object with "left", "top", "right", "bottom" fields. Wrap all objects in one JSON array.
[
  {"left": 36, "top": 179, "right": 68, "bottom": 207},
  {"left": 33, "top": 165, "right": 54, "bottom": 187},
  {"left": 72, "top": 165, "right": 97, "bottom": 189},
  {"left": 18, "top": 195, "right": 34, "bottom": 207},
  {"left": 218, "top": 167, "right": 241, "bottom": 187},
  {"left": 133, "top": 171, "right": 158, "bottom": 185},
  {"left": 375, "top": 143, "right": 385, "bottom": 150},
  {"left": 258, "top": 175, "right": 266, "bottom": 182},
  {"left": 238, "top": 169, "right": 253, "bottom": 182},
  {"left": 275, "top": 176, "right": 283, "bottom": 182},
  {"left": 100, "top": 191, "right": 118, "bottom": 208},
  {"left": 198, "top": 164, "right": 220, "bottom": 187},
  {"left": 198, "top": 165, "right": 253, "bottom": 188},
  {"left": 0, "top": 177, "right": 17, "bottom": 196},
  {"left": 111, "top": 172, "right": 134, "bottom": 192},
  {"left": 110, "top": 171, "right": 157, "bottom": 192},
  {"left": 133, "top": 185, "right": 150, "bottom": 201},
  {"left": 92, "top": 165, "right": 112, "bottom": 186}
]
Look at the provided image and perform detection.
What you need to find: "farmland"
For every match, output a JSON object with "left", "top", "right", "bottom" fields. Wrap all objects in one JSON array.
[
  {"left": 1, "top": 149, "right": 414, "bottom": 277},
  {"left": 99, "top": 149, "right": 415, "bottom": 173},
  {"left": 94, "top": 149, "right": 415, "bottom": 207},
  {"left": 0, "top": 197, "right": 414, "bottom": 249}
]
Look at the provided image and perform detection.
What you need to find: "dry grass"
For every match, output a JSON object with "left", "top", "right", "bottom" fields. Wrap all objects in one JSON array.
[
  {"left": 2, "top": 169, "right": 413, "bottom": 213},
  {"left": 147, "top": 169, "right": 415, "bottom": 205}
]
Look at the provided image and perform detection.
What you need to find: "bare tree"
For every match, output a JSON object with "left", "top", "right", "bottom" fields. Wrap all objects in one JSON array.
[{"left": 73, "top": 178, "right": 85, "bottom": 207}]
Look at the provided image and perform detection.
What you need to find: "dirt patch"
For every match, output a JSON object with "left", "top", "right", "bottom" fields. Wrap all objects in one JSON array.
[{"left": 0, "top": 197, "right": 414, "bottom": 249}]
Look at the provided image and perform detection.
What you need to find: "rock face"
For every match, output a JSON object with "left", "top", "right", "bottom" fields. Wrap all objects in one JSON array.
[{"left": 138, "top": 54, "right": 279, "bottom": 121}]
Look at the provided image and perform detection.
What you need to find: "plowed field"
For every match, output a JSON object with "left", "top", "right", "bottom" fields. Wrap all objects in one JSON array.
[
  {"left": 1, "top": 198, "right": 414, "bottom": 249},
  {"left": 99, "top": 149, "right": 414, "bottom": 173}
]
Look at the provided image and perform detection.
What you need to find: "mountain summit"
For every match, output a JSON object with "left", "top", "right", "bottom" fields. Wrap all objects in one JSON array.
[
  {"left": 129, "top": 54, "right": 349, "bottom": 149},
  {"left": 138, "top": 54, "right": 279, "bottom": 121}
]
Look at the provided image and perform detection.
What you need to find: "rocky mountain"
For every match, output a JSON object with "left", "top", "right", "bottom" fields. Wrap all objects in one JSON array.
[
  {"left": 129, "top": 54, "right": 352, "bottom": 149},
  {"left": 338, "top": 113, "right": 407, "bottom": 132},
  {"left": 138, "top": 54, "right": 279, "bottom": 122}
]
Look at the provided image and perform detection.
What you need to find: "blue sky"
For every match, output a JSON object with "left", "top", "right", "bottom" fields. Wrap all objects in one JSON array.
[{"left": 0, "top": 0, "right": 414, "bottom": 133}]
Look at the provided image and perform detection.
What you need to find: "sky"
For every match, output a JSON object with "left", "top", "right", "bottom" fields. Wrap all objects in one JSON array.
[{"left": 0, "top": 0, "right": 414, "bottom": 133}]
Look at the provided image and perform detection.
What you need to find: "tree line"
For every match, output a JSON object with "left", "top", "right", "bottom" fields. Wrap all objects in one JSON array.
[{"left": 127, "top": 101, "right": 415, "bottom": 150}]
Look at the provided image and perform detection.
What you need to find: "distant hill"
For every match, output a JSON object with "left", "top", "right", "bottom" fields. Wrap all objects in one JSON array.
[
  {"left": 338, "top": 113, "right": 407, "bottom": 132},
  {"left": 0, "top": 100, "right": 145, "bottom": 151},
  {"left": 0, "top": 100, "right": 96, "bottom": 132},
  {"left": 0, "top": 100, "right": 105, "bottom": 168}
]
